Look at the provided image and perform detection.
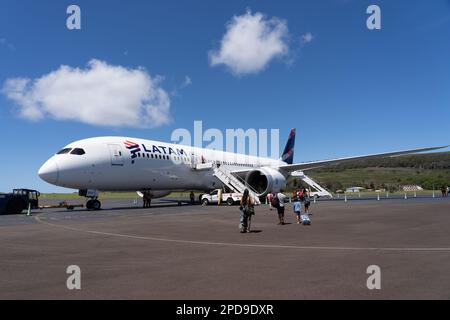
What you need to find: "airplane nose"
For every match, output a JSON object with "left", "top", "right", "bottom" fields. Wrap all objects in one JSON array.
[{"left": 38, "top": 157, "right": 59, "bottom": 184}]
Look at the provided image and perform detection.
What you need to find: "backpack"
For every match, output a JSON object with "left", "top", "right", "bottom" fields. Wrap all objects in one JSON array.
[
  {"left": 271, "top": 195, "right": 280, "bottom": 208},
  {"left": 241, "top": 197, "right": 255, "bottom": 215},
  {"left": 301, "top": 214, "right": 311, "bottom": 225}
]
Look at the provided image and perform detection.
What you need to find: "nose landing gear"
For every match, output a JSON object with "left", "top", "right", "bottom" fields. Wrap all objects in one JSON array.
[
  {"left": 79, "top": 189, "right": 101, "bottom": 211},
  {"left": 86, "top": 199, "right": 101, "bottom": 210}
]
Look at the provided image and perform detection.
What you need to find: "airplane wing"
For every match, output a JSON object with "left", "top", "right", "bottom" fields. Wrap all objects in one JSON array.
[{"left": 278, "top": 145, "right": 449, "bottom": 174}]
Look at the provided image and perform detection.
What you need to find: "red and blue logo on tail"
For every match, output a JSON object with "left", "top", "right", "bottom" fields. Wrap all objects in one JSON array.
[{"left": 281, "top": 128, "right": 295, "bottom": 164}]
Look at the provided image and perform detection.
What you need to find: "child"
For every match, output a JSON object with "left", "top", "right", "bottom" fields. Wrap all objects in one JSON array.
[{"left": 292, "top": 197, "right": 301, "bottom": 224}]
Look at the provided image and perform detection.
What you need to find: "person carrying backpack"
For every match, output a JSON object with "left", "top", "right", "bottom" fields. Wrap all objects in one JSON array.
[
  {"left": 273, "top": 192, "right": 287, "bottom": 225},
  {"left": 239, "top": 189, "right": 255, "bottom": 233}
]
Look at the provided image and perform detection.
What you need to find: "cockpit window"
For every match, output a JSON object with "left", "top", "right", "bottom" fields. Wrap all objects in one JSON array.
[
  {"left": 57, "top": 148, "right": 72, "bottom": 154},
  {"left": 70, "top": 148, "right": 86, "bottom": 155}
]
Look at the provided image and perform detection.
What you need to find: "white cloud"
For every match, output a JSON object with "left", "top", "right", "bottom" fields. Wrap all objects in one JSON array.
[
  {"left": 209, "top": 10, "right": 289, "bottom": 75},
  {"left": 181, "top": 75, "right": 192, "bottom": 88},
  {"left": 2, "top": 59, "right": 171, "bottom": 128},
  {"left": 301, "top": 32, "right": 314, "bottom": 44}
]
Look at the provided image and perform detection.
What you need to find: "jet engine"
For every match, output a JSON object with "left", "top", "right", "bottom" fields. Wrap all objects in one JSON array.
[{"left": 245, "top": 167, "right": 287, "bottom": 196}]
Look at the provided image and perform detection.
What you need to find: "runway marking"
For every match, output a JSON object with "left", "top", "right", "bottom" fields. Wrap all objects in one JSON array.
[{"left": 34, "top": 215, "right": 450, "bottom": 253}]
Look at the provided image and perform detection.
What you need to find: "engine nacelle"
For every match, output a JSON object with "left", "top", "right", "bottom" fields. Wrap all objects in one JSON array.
[
  {"left": 245, "top": 167, "right": 287, "bottom": 196},
  {"left": 136, "top": 190, "right": 171, "bottom": 198}
]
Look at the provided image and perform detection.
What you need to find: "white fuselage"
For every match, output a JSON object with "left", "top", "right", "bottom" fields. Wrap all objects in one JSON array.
[{"left": 38, "top": 136, "right": 285, "bottom": 192}]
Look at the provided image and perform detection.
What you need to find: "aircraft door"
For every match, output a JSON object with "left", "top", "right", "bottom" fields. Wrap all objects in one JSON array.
[
  {"left": 190, "top": 152, "right": 197, "bottom": 169},
  {"left": 108, "top": 144, "right": 124, "bottom": 166}
]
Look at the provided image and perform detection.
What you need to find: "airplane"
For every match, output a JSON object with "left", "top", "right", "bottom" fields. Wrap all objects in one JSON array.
[{"left": 38, "top": 129, "right": 447, "bottom": 210}]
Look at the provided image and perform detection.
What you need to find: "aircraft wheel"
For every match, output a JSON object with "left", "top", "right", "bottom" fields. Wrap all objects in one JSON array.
[
  {"left": 91, "top": 200, "right": 101, "bottom": 210},
  {"left": 86, "top": 200, "right": 94, "bottom": 210}
]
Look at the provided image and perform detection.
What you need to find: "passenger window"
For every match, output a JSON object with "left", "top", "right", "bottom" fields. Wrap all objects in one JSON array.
[
  {"left": 70, "top": 148, "right": 85, "bottom": 155},
  {"left": 57, "top": 148, "right": 72, "bottom": 154}
]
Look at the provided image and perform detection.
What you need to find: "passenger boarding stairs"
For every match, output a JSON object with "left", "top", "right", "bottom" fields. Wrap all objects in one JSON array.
[
  {"left": 212, "top": 165, "right": 261, "bottom": 205},
  {"left": 291, "top": 170, "right": 333, "bottom": 198}
]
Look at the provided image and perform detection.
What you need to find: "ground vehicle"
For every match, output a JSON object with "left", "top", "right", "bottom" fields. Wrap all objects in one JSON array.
[
  {"left": 0, "top": 189, "right": 83, "bottom": 214},
  {"left": 201, "top": 189, "right": 242, "bottom": 206},
  {"left": 0, "top": 189, "right": 40, "bottom": 215}
]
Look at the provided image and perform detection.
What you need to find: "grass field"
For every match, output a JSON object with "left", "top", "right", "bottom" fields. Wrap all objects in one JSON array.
[
  {"left": 332, "top": 190, "right": 441, "bottom": 198},
  {"left": 305, "top": 167, "right": 450, "bottom": 191}
]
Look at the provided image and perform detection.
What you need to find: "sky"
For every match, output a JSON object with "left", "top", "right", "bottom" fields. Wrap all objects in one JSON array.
[{"left": 0, "top": 0, "right": 449, "bottom": 192}]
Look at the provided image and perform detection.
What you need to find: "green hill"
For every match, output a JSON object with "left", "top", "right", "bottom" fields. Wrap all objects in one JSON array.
[{"left": 290, "top": 151, "right": 450, "bottom": 192}]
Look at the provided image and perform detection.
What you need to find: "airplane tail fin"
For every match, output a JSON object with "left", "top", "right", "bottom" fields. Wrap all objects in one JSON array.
[{"left": 280, "top": 128, "right": 296, "bottom": 164}]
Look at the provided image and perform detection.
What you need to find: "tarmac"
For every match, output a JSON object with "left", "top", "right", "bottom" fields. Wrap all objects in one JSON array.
[{"left": 1, "top": 197, "right": 450, "bottom": 299}]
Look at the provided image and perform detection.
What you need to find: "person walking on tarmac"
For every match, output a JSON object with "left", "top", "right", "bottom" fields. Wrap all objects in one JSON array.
[
  {"left": 189, "top": 191, "right": 195, "bottom": 205},
  {"left": 292, "top": 196, "right": 302, "bottom": 224},
  {"left": 239, "top": 189, "right": 255, "bottom": 233},
  {"left": 302, "top": 188, "right": 311, "bottom": 215},
  {"left": 143, "top": 191, "right": 151, "bottom": 208},
  {"left": 442, "top": 185, "right": 448, "bottom": 197},
  {"left": 267, "top": 192, "right": 274, "bottom": 210},
  {"left": 271, "top": 192, "right": 287, "bottom": 225}
]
